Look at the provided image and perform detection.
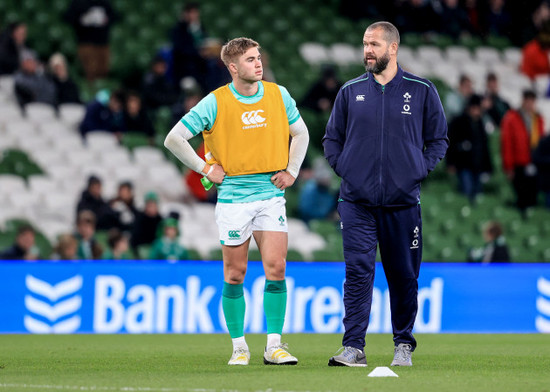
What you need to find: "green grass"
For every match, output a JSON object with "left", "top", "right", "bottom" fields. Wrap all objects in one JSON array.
[{"left": 0, "top": 334, "right": 549, "bottom": 392}]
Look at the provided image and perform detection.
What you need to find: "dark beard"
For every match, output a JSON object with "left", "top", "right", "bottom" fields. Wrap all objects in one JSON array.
[{"left": 364, "top": 52, "right": 390, "bottom": 74}]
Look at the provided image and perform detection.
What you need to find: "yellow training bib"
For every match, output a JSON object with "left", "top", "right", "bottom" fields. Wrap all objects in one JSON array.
[{"left": 204, "top": 82, "right": 290, "bottom": 176}]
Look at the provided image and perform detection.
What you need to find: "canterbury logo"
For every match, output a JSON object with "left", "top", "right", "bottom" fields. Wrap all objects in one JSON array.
[
  {"left": 228, "top": 230, "right": 241, "bottom": 238},
  {"left": 24, "top": 275, "right": 83, "bottom": 334},
  {"left": 241, "top": 110, "right": 265, "bottom": 125}
]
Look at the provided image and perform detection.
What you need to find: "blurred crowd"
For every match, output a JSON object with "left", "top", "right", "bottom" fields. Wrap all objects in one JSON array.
[
  {"left": 0, "top": 174, "right": 188, "bottom": 261},
  {"left": 339, "top": 0, "right": 550, "bottom": 47},
  {"left": 2, "top": 0, "right": 550, "bottom": 264}
]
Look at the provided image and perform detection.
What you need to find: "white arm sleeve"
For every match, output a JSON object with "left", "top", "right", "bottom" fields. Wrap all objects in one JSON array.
[
  {"left": 164, "top": 121, "right": 208, "bottom": 175},
  {"left": 286, "top": 116, "right": 309, "bottom": 179}
]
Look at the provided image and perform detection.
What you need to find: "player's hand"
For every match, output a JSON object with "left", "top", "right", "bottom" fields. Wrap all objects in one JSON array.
[
  {"left": 271, "top": 171, "right": 295, "bottom": 190},
  {"left": 207, "top": 164, "right": 226, "bottom": 184}
]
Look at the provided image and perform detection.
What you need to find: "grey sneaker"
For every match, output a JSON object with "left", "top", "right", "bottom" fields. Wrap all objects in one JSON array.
[
  {"left": 391, "top": 343, "right": 413, "bottom": 366},
  {"left": 328, "top": 346, "right": 367, "bottom": 367}
]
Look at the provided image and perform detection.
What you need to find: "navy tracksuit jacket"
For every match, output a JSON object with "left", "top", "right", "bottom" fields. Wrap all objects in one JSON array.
[{"left": 323, "top": 66, "right": 448, "bottom": 350}]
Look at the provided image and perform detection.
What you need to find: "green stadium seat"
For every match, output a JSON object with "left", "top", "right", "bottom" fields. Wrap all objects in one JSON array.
[
  {"left": 122, "top": 132, "right": 151, "bottom": 151},
  {"left": 186, "top": 248, "right": 202, "bottom": 261},
  {"left": 286, "top": 249, "right": 305, "bottom": 261},
  {"left": 312, "top": 248, "right": 343, "bottom": 262},
  {"left": 208, "top": 249, "right": 223, "bottom": 261},
  {"left": 248, "top": 249, "right": 262, "bottom": 262}
]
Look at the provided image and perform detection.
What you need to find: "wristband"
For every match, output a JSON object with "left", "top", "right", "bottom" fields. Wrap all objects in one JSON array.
[{"left": 201, "top": 165, "right": 214, "bottom": 177}]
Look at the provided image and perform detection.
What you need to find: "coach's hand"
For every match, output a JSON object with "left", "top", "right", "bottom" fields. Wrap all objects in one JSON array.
[
  {"left": 204, "top": 164, "right": 226, "bottom": 184},
  {"left": 271, "top": 171, "right": 295, "bottom": 190}
]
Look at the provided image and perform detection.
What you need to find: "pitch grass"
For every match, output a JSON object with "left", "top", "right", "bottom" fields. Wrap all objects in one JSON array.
[{"left": 0, "top": 334, "right": 549, "bottom": 392}]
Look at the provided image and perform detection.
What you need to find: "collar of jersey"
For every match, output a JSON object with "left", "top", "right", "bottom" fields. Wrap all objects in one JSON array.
[
  {"left": 369, "top": 65, "right": 404, "bottom": 89},
  {"left": 229, "top": 80, "right": 264, "bottom": 100}
]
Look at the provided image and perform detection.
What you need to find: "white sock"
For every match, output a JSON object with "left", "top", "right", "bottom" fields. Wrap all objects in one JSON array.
[
  {"left": 267, "top": 333, "right": 281, "bottom": 348},
  {"left": 232, "top": 336, "right": 248, "bottom": 351}
]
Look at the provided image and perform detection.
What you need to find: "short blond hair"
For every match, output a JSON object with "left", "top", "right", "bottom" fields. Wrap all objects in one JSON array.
[{"left": 220, "top": 37, "right": 260, "bottom": 67}]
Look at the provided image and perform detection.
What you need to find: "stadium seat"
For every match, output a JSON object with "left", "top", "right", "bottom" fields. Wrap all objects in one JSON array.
[
  {"left": 122, "top": 132, "right": 151, "bottom": 150},
  {"left": 133, "top": 146, "right": 167, "bottom": 166},
  {"left": 0, "top": 174, "right": 27, "bottom": 193},
  {"left": 25, "top": 103, "right": 57, "bottom": 124},
  {"left": 58, "top": 103, "right": 86, "bottom": 128},
  {"left": 112, "top": 165, "right": 143, "bottom": 183},
  {"left": 445, "top": 46, "right": 472, "bottom": 63},
  {"left": 85, "top": 132, "right": 120, "bottom": 151},
  {"left": 329, "top": 43, "right": 361, "bottom": 67},
  {"left": 286, "top": 249, "right": 305, "bottom": 261},
  {"left": 502, "top": 47, "right": 522, "bottom": 68},
  {"left": 416, "top": 46, "right": 445, "bottom": 64},
  {"left": 312, "top": 248, "right": 343, "bottom": 262},
  {"left": 474, "top": 46, "right": 502, "bottom": 66},
  {"left": 299, "top": 43, "right": 331, "bottom": 66},
  {"left": 98, "top": 149, "right": 132, "bottom": 167},
  {"left": 27, "top": 175, "right": 59, "bottom": 195}
]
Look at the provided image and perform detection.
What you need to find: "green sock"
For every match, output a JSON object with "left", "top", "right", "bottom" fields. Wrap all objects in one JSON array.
[
  {"left": 264, "top": 279, "right": 287, "bottom": 335},
  {"left": 222, "top": 282, "right": 245, "bottom": 338}
]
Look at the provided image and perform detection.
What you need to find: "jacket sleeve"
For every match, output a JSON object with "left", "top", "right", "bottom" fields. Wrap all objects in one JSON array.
[
  {"left": 423, "top": 84, "right": 449, "bottom": 173},
  {"left": 322, "top": 88, "right": 347, "bottom": 177}
]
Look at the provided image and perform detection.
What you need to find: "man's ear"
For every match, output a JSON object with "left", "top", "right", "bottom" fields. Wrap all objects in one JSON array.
[
  {"left": 228, "top": 62, "right": 238, "bottom": 75},
  {"left": 391, "top": 42, "right": 399, "bottom": 56}
]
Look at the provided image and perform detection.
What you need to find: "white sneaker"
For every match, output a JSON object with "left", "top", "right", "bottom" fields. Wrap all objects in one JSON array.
[
  {"left": 391, "top": 343, "right": 413, "bottom": 366},
  {"left": 263, "top": 343, "right": 298, "bottom": 365},
  {"left": 228, "top": 348, "right": 250, "bottom": 365}
]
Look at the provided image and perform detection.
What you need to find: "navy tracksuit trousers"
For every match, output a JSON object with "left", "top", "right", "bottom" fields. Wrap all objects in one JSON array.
[{"left": 338, "top": 201, "right": 422, "bottom": 351}]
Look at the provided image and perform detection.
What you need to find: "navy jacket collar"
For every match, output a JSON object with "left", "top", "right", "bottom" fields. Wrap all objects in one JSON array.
[{"left": 368, "top": 65, "right": 404, "bottom": 89}]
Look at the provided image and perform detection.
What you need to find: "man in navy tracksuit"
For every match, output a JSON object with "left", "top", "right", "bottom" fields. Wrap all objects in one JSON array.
[{"left": 323, "top": 21, "right": 448, "bottom": 367}]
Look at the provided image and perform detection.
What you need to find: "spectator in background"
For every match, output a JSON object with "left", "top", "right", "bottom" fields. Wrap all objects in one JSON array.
[
  {"left": 130, "top": 191, "right": 163, "bottom": 258},
  {"left": 149, "top": 217, "right": 188, "bottom": 262},
  {"left": 0, "top": 224, "right": 38, "bottom": 260},
  {"left": 199, "top": 38, "right": 231, "bottom": 93},
  {"left": 447, "top": 94, "right": 493, "bottom": 203},
  {"left": 533, "top": 133, "right": 550, "bottom": 208},
  {"left": 64, "top": 0, "right": 118, "bottom": 82},
  {"left": 171, "top": 88, "right": 202, "bottom": 124},
  {"left": 436, "top": 0, "right": 473, "bottom": 40},
  {"left": 501, "top": 90, "right": 544, "bottom": 215},
  {"left": 521, "top": 1, "right": 550, "bottom": 45},
  {"left": 520, "top": 21, "right": 550, "bottom": 80},
  {"left": 481, "top": 0, "right": 512, "bottom": 38},
  {"left": 48, "top": 52, "right": 81, "bottom": 106},
  {"left": 298, "top": 157, "right": 337, "bottom": 224},
  {"left": 0, "top": 21, "right": 28, "bottom": 75},
  {"left": 444, "top": 74, "right": 474, "bottom": 122},
  {"left": 394, "top": 0, "right": 439, "bottom": 36},
  {"left": 51, "top": 234, "right": 78, "bottom": 261},
  {"left": 102, "top": 228, "right": 131, "bottom": 260},
  {"left": 79, "top": 89, "right": 125, "bottom": 140},
  {"left": 260, "top": 50, "right": 276, "bottom": 83},
  {"left": 171, "top": 2, "right": 206, "bottom": 88},
  {"left": 468, "top": 221, "right": 511, "bottom": 263},
  {"left": 14, "top": 50, "right": 57, "bottom": 110},
  {"left": 465, "top": 0, "right": 483, "bottom": 36},
  {"left": 76, "top": 175, "right": 118, "bottom": 230},
  {"left": 109, "top": 181, "right": 138, "bottom": 232},
  {"left": 300, "top": 65, "right": 342, "bottom": 113},
  {"left": 482, "top": 72, "right": 510, "bottom": 126},
  {"left": 142, "top": 55, "right": 179, "bottom": 111},
  {"left": 74, "top": 210, "right": 103, "bottom": 260},
  {"left": 124, "top": 91, "right": 156, "bottom": 142}
]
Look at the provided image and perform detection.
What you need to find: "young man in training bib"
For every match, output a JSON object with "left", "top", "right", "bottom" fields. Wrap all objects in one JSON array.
[{"left": 164, "top": 37, "right": 309, "bottom": 366}]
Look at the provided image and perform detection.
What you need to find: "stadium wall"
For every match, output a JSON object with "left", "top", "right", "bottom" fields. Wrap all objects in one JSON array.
[{"left": 1, "top": 261, "right": 549, "bottom": 334}]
